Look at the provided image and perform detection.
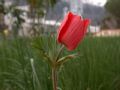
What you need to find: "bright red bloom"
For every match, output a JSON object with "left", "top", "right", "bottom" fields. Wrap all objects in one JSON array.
[{"left": 57, "top": 12, "right": 90, "bottom": 51}]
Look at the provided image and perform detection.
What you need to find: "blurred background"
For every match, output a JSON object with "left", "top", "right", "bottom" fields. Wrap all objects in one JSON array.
[
  {"left": 0, "top": 0, "right": 120, "bottom": 37},
  {"left": 0, "top": 0, "right": 120, "bottom": 90}
]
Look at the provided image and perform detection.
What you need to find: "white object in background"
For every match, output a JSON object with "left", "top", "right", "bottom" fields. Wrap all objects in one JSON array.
[{"left": 89, "top": 26, "right": 100, "bottom": 33}]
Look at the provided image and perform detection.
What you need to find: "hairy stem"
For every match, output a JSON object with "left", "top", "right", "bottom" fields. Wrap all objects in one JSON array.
[
  {"left": 52, "top": 67, "right": 58, "bottom": 90},
  {"left": 56, "top": 45, "right": 64, "bottom": 61}
]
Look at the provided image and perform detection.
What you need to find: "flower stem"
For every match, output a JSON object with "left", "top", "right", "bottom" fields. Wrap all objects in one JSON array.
[
  {"left": 52, "top": 67, "right": 58, "bottom": 90},
  {"left": 56, "top": 45, "right": 64, "bottom": 61}
]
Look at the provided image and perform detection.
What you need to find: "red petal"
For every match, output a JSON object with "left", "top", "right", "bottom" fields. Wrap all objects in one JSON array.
[
  {"left": 57, "top": 12, "right": 73, "bottom": 43},
  {"left": 83, "top": 19, "right": 90, "bottom": 35},
  {"left": 61, "top": 17, "right": 90, "bottom": 51}
]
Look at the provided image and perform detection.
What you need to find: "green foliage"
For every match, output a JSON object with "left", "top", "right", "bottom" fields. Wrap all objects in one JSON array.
[
  {"left": 0, "top": 4, "right": 4, "bottom": 13},
  {"left": 105, "top": 0, "right": 120, "bottom": 18},
  {"left": 49, "top": 0, "right": 57, "bottom": 7},
  {"left": 27, "top": 0, "right": 57, "bottom": 17},
  {"left": 0, "top": 36, "right": 120, "bottom": 90}
]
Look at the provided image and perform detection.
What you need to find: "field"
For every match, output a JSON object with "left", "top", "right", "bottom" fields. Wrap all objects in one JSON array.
[{"left": 0, "top": 36, "right": 120, "bottom": 90}]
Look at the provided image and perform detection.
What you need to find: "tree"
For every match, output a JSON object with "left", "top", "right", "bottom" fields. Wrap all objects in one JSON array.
[
  {"left": 27, "top": 0, "right": 57, "bottom": 17},
  {"left": 0, "top": 0, "right": 7, "bottom": 34},
  {"left": 105, "top": 0, "right": 120, "bottom": 28},
  {"left": 105, "top": 0, "right": 120, "bottom": 18},
  {"left": 26, "top": 0, "right": 57, "bottom": 35}
]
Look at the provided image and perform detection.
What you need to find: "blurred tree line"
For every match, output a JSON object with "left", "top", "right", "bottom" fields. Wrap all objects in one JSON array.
[
  {"left": 105, "top": 0, "right": 120, "bottom": 28},
  {"left": 0, "top": 0, "right": 57, "bottom": 36},
  {"left": 27, "top": 0, "right": 57, "bottom": 17},
  {"left": 27, "top": 0, "right": 57, "bottom": 36}
]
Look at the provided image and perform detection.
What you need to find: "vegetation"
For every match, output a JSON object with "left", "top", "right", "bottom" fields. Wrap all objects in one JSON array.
[
  {"left": 0, "top": 36, "right": 120, "bottom": 90},
  {"left": 0, "top": 0, "right": 120, "bottom": 89},
  {"left": 105, "top": 0, "right": 120, "bottom": 18},
  {"left": 27, "top": 0, "right": 57, "bottom": 18},
  {"left": 105, "top": 0, "right": 120, "bottom": 28}
]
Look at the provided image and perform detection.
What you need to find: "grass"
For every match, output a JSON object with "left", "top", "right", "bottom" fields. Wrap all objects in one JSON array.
[{"left": 0, "top": 36, "right": 120, "bottom": 90}]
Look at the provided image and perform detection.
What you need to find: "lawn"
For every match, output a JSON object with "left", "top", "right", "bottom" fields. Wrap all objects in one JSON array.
[{"left": 0, "top": 36, "right": 120, "bottom": 90}]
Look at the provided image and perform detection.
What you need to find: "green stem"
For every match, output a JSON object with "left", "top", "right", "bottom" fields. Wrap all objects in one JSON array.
[
  {"left": 52, "top": 67, "right": 58, "bottom": 90},
  {"left": 56, "top": 45, "right": 64, "bottom": 61}
]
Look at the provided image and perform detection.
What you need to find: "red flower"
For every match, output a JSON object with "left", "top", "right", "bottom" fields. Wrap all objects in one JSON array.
[{"left": 57, "top": 12, "right": 90, "bottom": 51}]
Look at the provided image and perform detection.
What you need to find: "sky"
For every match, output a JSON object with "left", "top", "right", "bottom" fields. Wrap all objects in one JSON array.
[
  {"left": 85, "top": 0, "right": 107, "bottom": 6},
  {"left": 64, "top": 0, "right": 107, "bottom": 7}
]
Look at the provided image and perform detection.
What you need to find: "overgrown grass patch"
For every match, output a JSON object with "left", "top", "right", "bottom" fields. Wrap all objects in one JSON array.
[{"left": 0, "top": 36, "right": 120, "bottom": 90}]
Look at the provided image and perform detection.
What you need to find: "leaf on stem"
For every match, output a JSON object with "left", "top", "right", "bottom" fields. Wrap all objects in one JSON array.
[{"left": 56, "top": 53, "right": 78, "bottom": 67}]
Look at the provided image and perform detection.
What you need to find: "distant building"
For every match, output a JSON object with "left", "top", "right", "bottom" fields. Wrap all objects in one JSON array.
[{"left": 94, "top": 30, "right": 120, "bottom": 37}]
